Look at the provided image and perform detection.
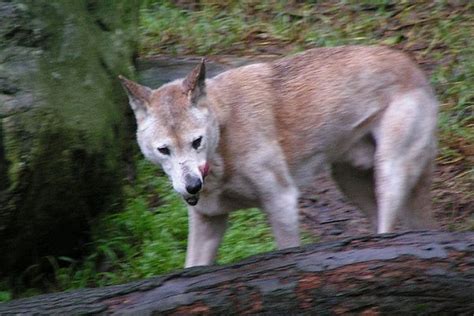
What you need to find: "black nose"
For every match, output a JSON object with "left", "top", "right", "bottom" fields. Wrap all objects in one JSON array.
[{"left": 185, "top": 176, "right": 202, "bottom": 194}]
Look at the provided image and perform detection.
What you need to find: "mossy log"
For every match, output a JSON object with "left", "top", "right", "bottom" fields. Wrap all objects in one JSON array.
[
  {"left": 0, "top": 1, "right": 139, "bottom": 274},
  {"left": 0, "top": 231, "right": 473, "bottom": 315}
]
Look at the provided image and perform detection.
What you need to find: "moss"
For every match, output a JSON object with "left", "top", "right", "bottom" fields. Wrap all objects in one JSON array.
[
  {"left": 4, "top": 110, "right": 117, "bottom": 271},
  {"left": 0, "top": 0, "right": 140, "bottom": 276}
]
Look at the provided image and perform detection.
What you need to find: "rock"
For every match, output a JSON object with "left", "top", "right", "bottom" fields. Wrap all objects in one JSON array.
[{"left": 0, "top": 1, "right": 139, "bottom": 276}]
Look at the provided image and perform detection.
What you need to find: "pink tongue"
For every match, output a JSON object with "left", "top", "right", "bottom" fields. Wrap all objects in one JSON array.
[{"left": 199, "top": 162, "right": 210, "bottom": 178}]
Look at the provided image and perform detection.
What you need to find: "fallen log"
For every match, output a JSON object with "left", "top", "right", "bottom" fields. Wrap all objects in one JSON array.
[{"left": 1, "top": 231, "right": 473, "bottom": 315}]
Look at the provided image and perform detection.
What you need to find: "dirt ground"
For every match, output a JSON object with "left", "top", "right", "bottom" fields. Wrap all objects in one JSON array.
[{"left": 299, "top": 164, "right": 473, "bottom": 243}]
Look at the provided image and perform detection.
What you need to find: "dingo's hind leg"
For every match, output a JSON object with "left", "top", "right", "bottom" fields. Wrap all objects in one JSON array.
[{"left": 374, "top": 89, "right": 437, "bottom": 233}]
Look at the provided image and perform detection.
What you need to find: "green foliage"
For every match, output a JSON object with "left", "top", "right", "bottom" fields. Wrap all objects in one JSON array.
[
  {"left": 0, "top": 291, "right": 11, "bottom": 303},
  {"left": 46, "top": 160, "right": 188, "bottom": 290},
  {"left": 219, "top": 209, "right": 275, "bottom": 264},
  {"left": 0, "top": 280, "right": 11, "bottom": 302}
]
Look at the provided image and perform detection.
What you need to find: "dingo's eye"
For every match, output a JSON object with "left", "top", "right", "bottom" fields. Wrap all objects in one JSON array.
[
  {"left": 157, "top": 147, "right": 170, "bottom": 155},
  {"left": 192, "top": 136, "right": 202, "bottom": 150}
]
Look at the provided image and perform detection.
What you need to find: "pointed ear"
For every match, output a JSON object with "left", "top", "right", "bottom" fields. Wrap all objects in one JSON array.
[
  {"left": 118, "top": 75, "right": 152, "bottom": 122},
  {"left": 182, "top": 58, "right": 206, "bottom": 103}
]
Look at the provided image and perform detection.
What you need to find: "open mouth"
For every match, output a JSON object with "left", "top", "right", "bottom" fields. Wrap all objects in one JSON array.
[{"left": 185, "top": 194, "right": 200, "bottom": 206}]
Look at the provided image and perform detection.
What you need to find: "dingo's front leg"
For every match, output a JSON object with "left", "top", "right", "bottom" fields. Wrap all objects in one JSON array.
[{"left": 185, "top": 209, "right": 228, "bottom": 268}]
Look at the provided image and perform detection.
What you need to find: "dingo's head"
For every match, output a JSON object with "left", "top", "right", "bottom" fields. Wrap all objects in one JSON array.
[{"left": 120, "top": 60, "right": 218, "bottom": 206}]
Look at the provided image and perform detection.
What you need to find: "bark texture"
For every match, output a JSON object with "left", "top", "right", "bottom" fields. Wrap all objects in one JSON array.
[
  {"left": 0, "top": 1, "right": 139, "bottom": 274},
  {"left": 0, "top": 231, "right": 473, "bottom": 315}
]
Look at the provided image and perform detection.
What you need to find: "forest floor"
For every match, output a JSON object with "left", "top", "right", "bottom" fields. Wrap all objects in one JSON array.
[{"left": 299, "top": 165, "right": 472, "bottom": 244}]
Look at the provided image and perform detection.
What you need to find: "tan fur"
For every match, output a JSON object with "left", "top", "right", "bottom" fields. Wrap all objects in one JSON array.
[{"left": 120, "top": 46, "right": 438, "bottom": 267}]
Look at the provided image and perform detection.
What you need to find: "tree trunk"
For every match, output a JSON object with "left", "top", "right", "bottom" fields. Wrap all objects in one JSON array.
[
  {"left": 0, "top": 1, "right": 139, "bottom": 275},
  {"left": 1, "top": 231, "right": 473, "bottom": 315}
]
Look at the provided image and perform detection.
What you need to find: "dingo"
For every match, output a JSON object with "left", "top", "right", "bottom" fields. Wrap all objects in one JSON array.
[{"left": 120, "top": 46, "right": 438, "bottom": 267}]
